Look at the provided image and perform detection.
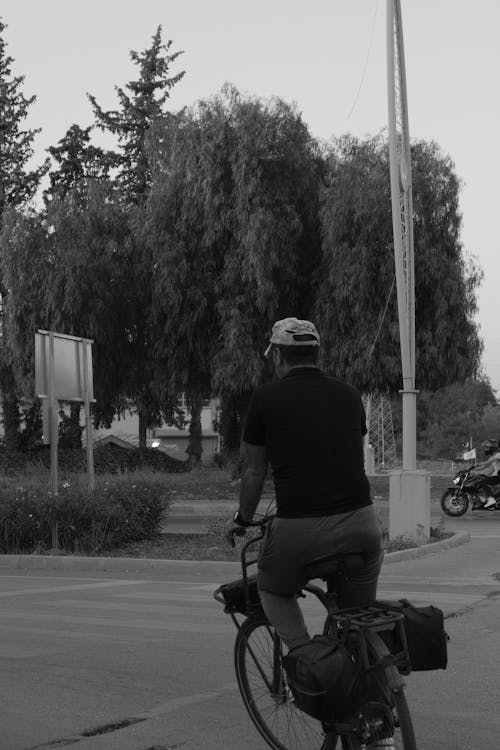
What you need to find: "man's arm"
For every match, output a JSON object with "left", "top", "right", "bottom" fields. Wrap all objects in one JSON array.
[
  {"left": 470, "top": 459, "right": 492, "bottom": 475},
  {"left": 224, "top": 442, "right": 268, "bottom": 545},
  {"left": 238, "top": 442, "right": 269, "bottom": 522}
]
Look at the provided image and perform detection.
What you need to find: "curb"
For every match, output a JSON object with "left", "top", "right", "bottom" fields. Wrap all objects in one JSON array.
[
  {"left": 381, "top": 530, "right": 471, "bottom": 564},
  {"left": 0, "top": 531, "right": 471, "bottom": 576}
]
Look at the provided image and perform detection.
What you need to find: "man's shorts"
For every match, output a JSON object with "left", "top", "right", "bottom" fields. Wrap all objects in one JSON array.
[{"left": 257, "top": 504, "right": 383, "bottom": 604}]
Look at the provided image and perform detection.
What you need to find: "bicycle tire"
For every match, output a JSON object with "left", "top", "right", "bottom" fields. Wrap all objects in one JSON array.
[
  {"left": 340, "top": 690, "right": 415, "bottom": 749},
  {"left": 234, "top": 615, "right": 338, "bottom": 750},
  {"left": 323, "top": 626, "right": 417, "bottom": 750},
  {"left": 358, "top": 634, "right": 417, "bottom": 750}
]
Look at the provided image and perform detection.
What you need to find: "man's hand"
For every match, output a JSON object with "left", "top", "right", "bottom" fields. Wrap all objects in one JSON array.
[{"left": 224, "top": 517, "right": 247, "bottom": 547}]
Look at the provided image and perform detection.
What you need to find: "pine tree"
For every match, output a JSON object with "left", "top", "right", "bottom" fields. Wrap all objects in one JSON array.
[
  {"left": 45, "top": 123, "right": 117, "bottom": 203},
  {"left": 87, "top": 26, "right": 185, "bottom": 447},
  {"left": 88, "top": 25, "right": 184, "bottom": 207},
  {"left": 0, "top": 20, "right": 47, "bottom": 450}
]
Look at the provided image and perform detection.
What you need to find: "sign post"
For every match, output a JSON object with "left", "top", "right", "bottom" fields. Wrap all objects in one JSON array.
[
  {"left": 48, "top": 332, "right": 58, "bottom": 548},
  {"left": 81, "top": 339, "right": 95, "bottom": 491},
  {"left": 48, "top": 332, "right": 58, "bottom": 495},
  {"left": 35, "top": 331, "right": 96, "bottom": 547}
]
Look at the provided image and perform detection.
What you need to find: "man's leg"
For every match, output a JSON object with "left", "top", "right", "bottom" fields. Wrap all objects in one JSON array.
[
  {"left": 259, "top": 590, "right": 310, "bottom": 650},
  {"left": 336, "top": 548, "right": 384, "bottom": 608},
  {"left": 257, "top": 518, "right": 312, "bottom": 650}
]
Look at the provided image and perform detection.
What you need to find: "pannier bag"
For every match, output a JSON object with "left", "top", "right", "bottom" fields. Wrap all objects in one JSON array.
[
  {"left": 283, "top": 635, "right": 363, "bottom": 722},
  {"left": 218, "top": 574, "right": 263, "bottom": 615},
  {"left": 376, "top": 598, "right": 449, "bottom": 671}
]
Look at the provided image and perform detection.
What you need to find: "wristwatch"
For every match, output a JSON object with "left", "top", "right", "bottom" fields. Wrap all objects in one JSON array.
[{"left": 233, "top": 510, "right": 250, "bottom": 527}]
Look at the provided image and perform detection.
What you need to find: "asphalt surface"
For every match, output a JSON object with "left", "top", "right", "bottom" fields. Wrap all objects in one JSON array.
[{"left": 0, "top": 502, "right": 499, "bottom": 750}]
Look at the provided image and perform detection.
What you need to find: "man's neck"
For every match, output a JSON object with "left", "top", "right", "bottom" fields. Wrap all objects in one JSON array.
[{"left": 278, "top": 363, "right": 319, "bottom": 378}]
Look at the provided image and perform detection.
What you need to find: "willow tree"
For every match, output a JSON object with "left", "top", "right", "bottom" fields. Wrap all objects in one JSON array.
[
  {"left": 41, "top": 182, "right": 134, "bottom": 429},
  {"left": 314, "top": 134, "right": 482, "bottom": 393},
  {"left": 145, "top": 86, "right": 324, "bottom": 455},
  {"left": 142, "top": 110, "right": 223, "bottom": 463}
]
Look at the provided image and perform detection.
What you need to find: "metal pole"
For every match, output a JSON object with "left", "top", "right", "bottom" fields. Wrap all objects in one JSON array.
[
  {"left": 48, "top": 332, "right": 59, "bottom": 548},
  {"left": 82, "top": 341, "right": 95, "bottom": 491},
  {"left": 387, "top": 0, "right": 430, "bottom": 543},
  {"left": 386, "top": 0, "right": 416, "bottom": 471}
]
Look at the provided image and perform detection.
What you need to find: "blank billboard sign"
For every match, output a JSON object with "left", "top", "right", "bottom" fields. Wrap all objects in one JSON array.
[{"left": 35, "top": 331, "right": 94, "bottom": 402}]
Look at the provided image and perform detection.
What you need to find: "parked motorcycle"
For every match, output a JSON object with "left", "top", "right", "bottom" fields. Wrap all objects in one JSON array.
[{"left": 441, "top": 468, "right": 500, "bottom": 516}]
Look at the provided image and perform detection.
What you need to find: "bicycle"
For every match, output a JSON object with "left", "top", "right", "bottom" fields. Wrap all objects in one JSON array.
[{"left": 214, "top": 516, "right": 417, "bottom": 750}]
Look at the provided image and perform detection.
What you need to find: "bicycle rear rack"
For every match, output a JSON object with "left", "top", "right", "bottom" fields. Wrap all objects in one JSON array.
[{"left": 335, "top": 605, "right": 411, "bottom": 673}]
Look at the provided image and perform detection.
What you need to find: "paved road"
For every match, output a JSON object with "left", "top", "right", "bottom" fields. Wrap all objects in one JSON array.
[
  {"left": 164, "top": 497, "right": 500, "bottom": 538},
  {"left": 1, "top": 534, "right": 499, "bottom": 750}
]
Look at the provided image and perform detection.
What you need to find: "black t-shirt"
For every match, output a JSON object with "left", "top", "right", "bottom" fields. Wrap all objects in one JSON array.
[{"left": 243, "top": 367, "right": 371, "bottom": 518}]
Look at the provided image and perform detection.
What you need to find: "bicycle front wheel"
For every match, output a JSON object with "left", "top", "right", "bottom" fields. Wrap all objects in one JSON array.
[{"left": 234, "top": 615, "right": 337, "bottom": 750}]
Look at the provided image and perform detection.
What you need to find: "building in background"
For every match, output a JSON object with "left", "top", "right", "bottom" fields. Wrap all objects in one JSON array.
[{"left": 92, "top": 395, "right": 220, "bottom": 464}]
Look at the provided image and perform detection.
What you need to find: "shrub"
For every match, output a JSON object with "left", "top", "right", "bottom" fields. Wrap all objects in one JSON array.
[
  {"left": 0, "top": 472, "right": 171, "bottom": 554},
  {"left": 0, "top": 443, "right": 189, "bottom": 476}
]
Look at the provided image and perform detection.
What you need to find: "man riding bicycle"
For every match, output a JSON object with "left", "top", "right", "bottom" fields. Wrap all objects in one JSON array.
[{"left": 225, "top": 317, "right": 384, "bottom": 652}]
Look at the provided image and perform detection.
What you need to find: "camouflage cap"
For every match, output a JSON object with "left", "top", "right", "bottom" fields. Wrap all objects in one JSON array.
[{"left": 264, "top": 317, "right": 320, "bottom": 357}]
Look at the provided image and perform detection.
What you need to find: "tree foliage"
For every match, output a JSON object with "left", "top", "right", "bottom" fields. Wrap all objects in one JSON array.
[
  {"left": 0, "top": 20, "right": 47, "bottom": 449},
  {"left": 314, "top": 134, "right": 482, "bottom": 393},
  {"left": 416, "top": 378, "right": 498, "bottom": 458},
  {"left": 0, "top": 20, "right": 47, "bottom": 214},
  {"left": 0, "top": 20, "right": 485, "bottom": 460},
  {"left": 88, "top": 25, "right": 184, "bottom": 207},
  {"left": 45, "top": 123, "right": 117, "bottom": 203},
  {"left": 86, "top": 26, "right": 185, "bottom": 446},
  {"left": 143, "top": 86, "right": 324, "bottom": 451},
  {"left": 42, "top": 182, "right": 133, "bottom": 427}
]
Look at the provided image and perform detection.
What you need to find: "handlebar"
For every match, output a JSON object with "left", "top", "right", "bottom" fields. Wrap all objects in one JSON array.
[{"left": 230, "top": 516, "right": 270, "bottom": 547}]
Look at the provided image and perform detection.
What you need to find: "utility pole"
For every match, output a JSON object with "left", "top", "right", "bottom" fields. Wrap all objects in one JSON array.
[{"left": 387, "top": 0, "right": 430, "bottom": 541}]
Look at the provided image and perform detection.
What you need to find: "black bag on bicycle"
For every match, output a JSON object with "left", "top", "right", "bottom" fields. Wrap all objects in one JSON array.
[
  {"left": 376, "top": 598, "right": 448, "bottom": 671},
  {"left": 217, "top": 574, "right": 263, "bottom": 615},
  {"left": 282, "top": 634, "right": 364, "bottom": 722}
]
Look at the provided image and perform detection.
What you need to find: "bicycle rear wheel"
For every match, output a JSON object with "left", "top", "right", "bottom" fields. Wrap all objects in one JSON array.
[
  {"left": 347, "top": 637, "right": 417, "bottom": 750},
  {"left": 234, "top": 615, "right": 337, "bottom": 750},
  {"left": 340, "top": 689, "right": 415, "bottom": 749},
  {"left": 321, "top": 623, "right": 416, "bottom": 750}
]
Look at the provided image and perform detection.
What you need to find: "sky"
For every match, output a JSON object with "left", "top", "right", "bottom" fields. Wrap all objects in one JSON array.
[{"left": 2, "top": 0, "right": 499, "bottom": 394}]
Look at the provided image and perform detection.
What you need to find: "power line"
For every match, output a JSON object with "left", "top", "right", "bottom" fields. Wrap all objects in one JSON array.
[
  {"left": 367, "top": 273, "right": 396, "bottom": 359},
  {"left": 347, "top": 0, "right": 381, "bottom": 119}
]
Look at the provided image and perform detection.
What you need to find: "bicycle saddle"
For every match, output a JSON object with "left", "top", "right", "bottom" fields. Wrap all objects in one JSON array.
[{"left": 303, "top": 553, "right": 365, "bottom": 581}]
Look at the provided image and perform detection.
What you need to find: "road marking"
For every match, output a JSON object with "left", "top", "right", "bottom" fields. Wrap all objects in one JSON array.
[
  {"left": 0, "top": 580, "right": 147, "bottom": 597},
  {"left": 0, "top": 571, "right": 129, "bottom": 581},
  {"left": 112, "top": 591, "right": 221, "bottom": 602},
  {"left": 133, "top": 684, "right": 236, "bottom": 719},
  {"left": 41, "top": 599, "right": 220, "bottom": 618},
  {"left": 0, "top": 609, "right": 231, "bottom": 633},
  {"left": 377, "top": 588, "right": 483, "bottom": 604},
  {"left": 379, "top": 573, "right": 496, "bottom": 588}
]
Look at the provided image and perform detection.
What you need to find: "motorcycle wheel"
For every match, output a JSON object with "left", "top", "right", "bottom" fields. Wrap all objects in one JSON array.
[{"left": 440, "top": 489, "right": 469, "bottom": 516}]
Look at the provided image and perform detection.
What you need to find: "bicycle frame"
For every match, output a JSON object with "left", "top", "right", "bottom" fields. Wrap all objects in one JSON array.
[
  {"left": 213, "top": 520, "right": 417, "bottom": 748},
  {"left": 213, "top": 522, "right": 410, "bottom": 693},
  {"left": 211, "top": 527, "right": 289, "bottom": 704}
]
